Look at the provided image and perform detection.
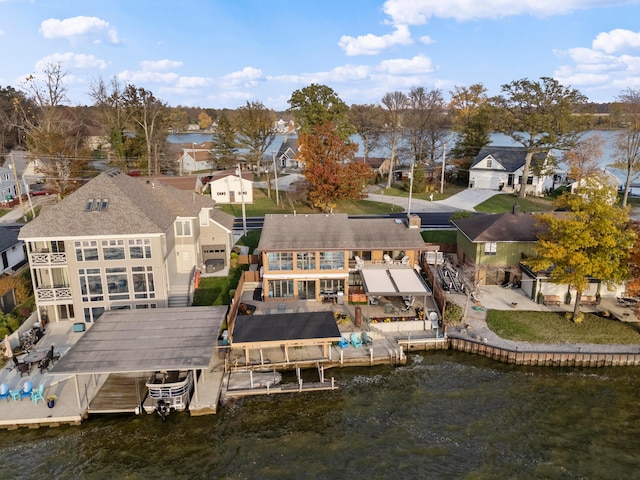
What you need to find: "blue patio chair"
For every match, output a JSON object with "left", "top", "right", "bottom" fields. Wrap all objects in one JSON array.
[
  {"left": 31, "top": 384, "right": 45, "bottom": 405},
  {"left": 0, "top": 382, "right": 9, "bottom": 402},
  {"left": 19, "top": 380, "right": 32, "bottom": 401},
  {"left": 338, "top": 335, "right": 350, "bottom": 349},
  {"left": 350, "top": 333, "right": 363, "bottom": 348}
]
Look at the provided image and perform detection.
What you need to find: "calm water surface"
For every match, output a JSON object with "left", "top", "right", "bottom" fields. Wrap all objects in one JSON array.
[{"left": 1, "top": 352, "right": 639, "bottom": 479}]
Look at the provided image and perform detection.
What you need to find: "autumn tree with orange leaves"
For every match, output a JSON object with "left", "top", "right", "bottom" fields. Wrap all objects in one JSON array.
[{"left": 298, "top": 122, "right": 372, "bottom": 213}]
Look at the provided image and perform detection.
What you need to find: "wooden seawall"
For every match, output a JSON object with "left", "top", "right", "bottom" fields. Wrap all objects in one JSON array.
[{"left": 448, "top": 337, "right": 640, "bottom": 367}]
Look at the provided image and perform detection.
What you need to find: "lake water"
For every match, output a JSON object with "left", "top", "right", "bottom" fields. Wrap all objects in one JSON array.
[
  {"left": 2, "top": 351, "right": 639, "bottom": 479},
  {"left": 170, "top": 130, "right": 628, "bottom": 183}
]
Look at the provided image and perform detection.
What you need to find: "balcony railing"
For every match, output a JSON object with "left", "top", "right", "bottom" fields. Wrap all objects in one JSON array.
[
  {"left": 30, "top": 252, "right": 67, "bottom": 265},
  {"left": 36, "top": 286, "right": 72, "bottom": 301}
]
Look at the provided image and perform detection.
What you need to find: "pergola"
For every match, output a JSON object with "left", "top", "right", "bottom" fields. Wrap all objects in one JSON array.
[{"left": 360, "top": 268, "right": 432, "bottom": 315}]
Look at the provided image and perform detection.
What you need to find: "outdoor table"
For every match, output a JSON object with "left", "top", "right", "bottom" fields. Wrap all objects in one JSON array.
[{"left": 23, "top": 350, "right": 47, "bottom": 365}]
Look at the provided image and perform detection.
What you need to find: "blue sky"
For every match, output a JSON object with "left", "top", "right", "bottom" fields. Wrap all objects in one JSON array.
[{"left": 2, "top": 0, "right": 640, "bottom": 109}]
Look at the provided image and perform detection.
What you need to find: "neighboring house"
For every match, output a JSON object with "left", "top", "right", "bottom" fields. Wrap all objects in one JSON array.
[
  {"left": 0, "top": 166, "right": 27, "bottom": 204},
  {"left": 469, "top": 146, "right": 553, "bottom": 196},
  {"left": 3, "top": 150, "right": 43, "bottom": 185},
  {"left": 179, "top": 143, "right": 214, "bottom": 173},
  {"left": 451, "top": 209, "right": 545, "bottom": 287},
  {"left": 209, "top": 172, "right": 254, "bottom": 204},
  {"left": 274, "top": 137, "right": 302, "bottom": 169},
  {"left": 354, "top": 157, "right": 387, "bottom": 176},
  {"left": 257, "top": 213, "right": 428, "bottom": 302},
  {"left": 0, "top": 225, "right": 26, "bottom": 274},
  {"left": 569, "top": 169, "right": 621, "bottom": 202},
  {"left": 18, "top": 169, "right": 235, "bottom": 324}
]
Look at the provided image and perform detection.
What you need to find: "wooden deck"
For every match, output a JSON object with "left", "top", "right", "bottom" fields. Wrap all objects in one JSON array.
[{"left": 88, "top": 373, "right": 150, "bottom": 414}]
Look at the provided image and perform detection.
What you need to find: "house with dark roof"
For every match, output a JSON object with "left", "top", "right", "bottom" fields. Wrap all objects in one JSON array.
[
  {"left": 19, "top": 169, "right": 234, "bottom": 324},
  {"left": 469, "top": 146, "right": 553, "bottom": 196},
  {"left": 274, "top": 137, "right": 301, "bottom": 169},
  {"left": 257, "top": 213, "right": 429, "bottom": 303},
  {"left": 451, "top": 209, "right": 545, "bottom": 288}
]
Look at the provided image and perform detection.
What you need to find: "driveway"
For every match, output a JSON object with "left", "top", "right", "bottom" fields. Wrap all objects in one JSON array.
[{"left": 366, "top": 187, "right": 507, "bottom": 213}]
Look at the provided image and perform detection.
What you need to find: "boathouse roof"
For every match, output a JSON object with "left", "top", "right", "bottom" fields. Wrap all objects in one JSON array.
[{"left": 50, "top": 306, "right": 226, "bottom": 375}]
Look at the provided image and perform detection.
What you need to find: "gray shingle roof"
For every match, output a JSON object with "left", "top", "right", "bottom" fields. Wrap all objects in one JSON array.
[
  {"left": 257, "top": 214, "right": 425, "bottom": 251},
  {"left": 470, "top": 146, "right": 549, "bottom": 172},
  {"left": 451, "top": 212, "right": 545, "bottom": 243},
  {"left": 0, "top": 225, "right": 21, "bottom": 252},
  {"left": 19, "top": 170, "right": 215, "bottom": 239}
]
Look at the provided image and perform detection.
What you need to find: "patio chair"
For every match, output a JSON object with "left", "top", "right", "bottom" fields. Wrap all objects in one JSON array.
[
  {"left": 384, "top": 254, "right": 393, "bottom": 266},
  {"left": 13, "top": 357, "right": 30, "bottom": 377},
  {"left": 47, "top": 345, "right": 60, "bottom": 364},
  {"left": 350, "top": 333, "right": 362, "bottom": 348},
  {"left": 39, "top": 357, "right": 50, "bottom": 374},
  {"left": 384, "top": 303, "right": 396, "bottom": 315},
  {"left": 369, "top": 296, "right": 380, "bottom": 306},
  {"left": 361, "top": 332, "right": 373, "bottom": 346},
  {"left": 338, "top": 335, "right": 350, "bottom": 349},
  {"left": 354, "top": 255, "right": 365, "bottom": 270},
  {"left": 19, "top": 380, "right": 32, "bottom": 401},
  {"left": 31, "top": 384, "right": 45, "bottom": 405},
  {"left": 401, "top": 255, "right": 410, "bottom": 266},
  {"left": 0, "top": 382, "right": 9, "bottom": 402}
]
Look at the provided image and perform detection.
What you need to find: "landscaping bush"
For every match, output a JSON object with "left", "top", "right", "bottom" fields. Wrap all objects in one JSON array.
[{"left": 444, "top": 302, "right": 463, "bottom": 323}]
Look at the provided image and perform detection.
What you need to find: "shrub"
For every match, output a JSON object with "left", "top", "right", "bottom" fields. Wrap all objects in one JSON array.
[{"left": 444, "top": 302, "right": 463, "bottom": 323}]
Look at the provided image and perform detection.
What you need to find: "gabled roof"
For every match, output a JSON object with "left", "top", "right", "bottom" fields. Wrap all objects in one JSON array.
[
  {"left": 258, "top": 214, "right": 425, "bottom": 251},
  {"left": 0, "top": 225, "right": 22, "bottom": 252},
  {"left": 451, "top": 212, "right": 545, "bottom": 243},
  {"left": 209, "top": 171, "right": 254, "bottom": 183},
  {"left": 275, "top": 137, "right": 298, "bottom": 159},
  {"left": 470, "top": 146, "right": 549, "bottom": 173},
  {"left": 354, "top": 157, "right": 387, "bottom": 169},
  {"left": 19, "top": 170, "right": 215, "bottom": 239},
  {"left": 150, "top": 175, "right": 200, "bottom": 191}
]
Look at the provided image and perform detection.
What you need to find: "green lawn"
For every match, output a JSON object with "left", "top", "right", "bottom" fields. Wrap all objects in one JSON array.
[
  {"left": 217, "top": 188, "right": 402, "bottom": 216},
  {"left": 474, "top": 194, "right": 555, "bottom": 213},
  {"left": 422, "top": 229, "right": 456, "bottom": 244},
  {"left": 369, "top": 184, "right": 465, "bottom": 201},
  {"left": 235, "top": 230, "right": 261, "bottom": 253},
  {"left": 486, "top": 310, "right": 640, "bottom": 344},
  {"left": 193, "top": 262, "right": 249, "bottom": 306}
]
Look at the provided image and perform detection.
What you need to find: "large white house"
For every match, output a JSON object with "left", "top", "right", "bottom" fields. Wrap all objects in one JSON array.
[
  {"left": 469, "top": 146, "right": 554, "bottom": 196},
  {"left": 209, "top": 172, "right": 254, "bottom": 204}
]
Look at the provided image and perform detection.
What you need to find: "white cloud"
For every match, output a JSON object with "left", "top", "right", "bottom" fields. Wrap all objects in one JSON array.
[
  {"left": 377, "top": 54, "right": 435, "bottom": 75},
  {"left": 118, "top": 70, "right": 179, "bottom": 85},
  {"left": 382, "top": 0, "right": 625, "bottom": 24},
  {"left": 339, "top": 25, "right": 412, "bottom": 56},
  {"left": 35, "top": 52, "right": 108, "bottom": 71},
  {"left": 40, "top": 16, "right": 120, "bottom": 44},
  {"left": 175, "top": 76, "right": 211, "bottom": 88},
  {"left": 592, "top": 29, "right": 640, "bottom": 54},
  {"left": 221, "top": 67, "right": 264, "bottom": 87},
  {"left": 140, "top": 59, "right": 183, "bottom": 71},
  {"left": 419, "top": 35, "right": 434, "bottom": 45}
]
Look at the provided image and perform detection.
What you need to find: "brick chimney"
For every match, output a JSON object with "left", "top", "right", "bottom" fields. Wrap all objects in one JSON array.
[{"left": 408, "top": 214, "right": 421, "bottom": 229}]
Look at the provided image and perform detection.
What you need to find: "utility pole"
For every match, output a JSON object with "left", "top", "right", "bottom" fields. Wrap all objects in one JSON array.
[
  {"left": 9, "top": 154, "right": 27, "bottom": 221},
  {"left": 272, "top": 152, "right": 279, "bottom": 206},
  {"left": 238, "top": 163, "right": 247, "bottom": 237},
  {"left": 440, "top": 143, "right": 447, "bottom": 194},
  {"left": 407, "top": 159, "right": 415, "bottom": 216}
]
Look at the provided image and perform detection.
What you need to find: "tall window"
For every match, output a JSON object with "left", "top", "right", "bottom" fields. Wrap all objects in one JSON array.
[
  {"left": 270, "top": 280, "right": 294, "bottom": 298},
  {"left": 175, "top": 220, "right": 192, "bottom": 237},
  {"left": 133, "top": 266, "right": 155, "bottom": 299},
  {"left": 102, "top": 239, "right": 125, "bottom": 260},
  {"left": 129, "top": 239, "right": 152, "bottom": 259},
  {"left": 296, "top": 252, "right": 316, "bottom": 270},
  {"left": 320, "top": 251, "right": 345, "bottom": 270},
  {"left": 106, "top": 267, "right": 129, "bottom": 300},
  {"left": 320, "top": 279, "right": 344, "bottom": 292},
  {"left": 75, "top": 241, "right": 99, "bottom": 261},
  {"left": 79, "top": 268, "right": 103, "bottom": 302},
  {"left": 267, "top": 252, "right": 293, "bottom": 271}
]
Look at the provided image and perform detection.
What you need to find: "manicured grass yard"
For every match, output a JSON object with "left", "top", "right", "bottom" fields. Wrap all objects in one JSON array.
[
  {"left": 486, "top": 310, "right": 640, "bottom": 344},
  {"left": 193, "top": 262, "right": 249, "bottom": 306},
  {"left": 474, "top": 194, "right": 554, "bottom": 213}
]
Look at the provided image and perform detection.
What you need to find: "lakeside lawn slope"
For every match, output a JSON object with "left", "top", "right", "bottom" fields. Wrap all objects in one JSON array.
[{"left": 487, "top": 310, "right": 640, "bottom": 344}]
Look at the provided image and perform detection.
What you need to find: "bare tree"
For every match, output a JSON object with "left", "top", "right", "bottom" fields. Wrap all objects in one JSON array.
[
  {"left": 234, "top": 101, "right": 277, "bottom": 173},
  {"left": 89, "top": 77, "right": 130, "bottom": 167},
  {"left": 381, "top": 91, "right": 407, "bottom": 189},
  {"left": 610, "top": 88, "right": 640, "bottom": 207},
  {"left": 405, "top": 87, "right": 448, "bottom": 166},
  {"left": 349, "top": 104, "right": 384, "bottom": 163}
]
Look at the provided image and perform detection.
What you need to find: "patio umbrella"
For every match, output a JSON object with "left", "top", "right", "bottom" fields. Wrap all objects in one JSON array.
[{"left": 3, "top": 334, "right": 12, "bottom": 359}]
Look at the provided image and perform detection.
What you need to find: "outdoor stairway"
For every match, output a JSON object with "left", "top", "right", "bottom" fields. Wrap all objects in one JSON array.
[{"left": 169, "top": 284, "right": 190, "bottom": 307}]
